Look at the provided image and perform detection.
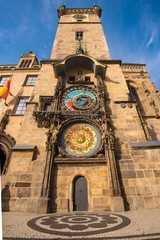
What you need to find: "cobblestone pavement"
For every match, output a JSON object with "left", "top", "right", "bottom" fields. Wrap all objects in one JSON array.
[{"left": 2, "top": 209, "right": 160, "bottom": 240}]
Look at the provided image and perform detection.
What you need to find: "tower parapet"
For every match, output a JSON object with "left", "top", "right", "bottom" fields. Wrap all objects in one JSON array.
[{"left": 57, "top": 5, "right": 102, "bottom": 18}]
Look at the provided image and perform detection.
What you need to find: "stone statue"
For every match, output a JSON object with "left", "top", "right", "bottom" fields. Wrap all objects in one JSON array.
[
  {"left": 45, "top": 124, "right": 61, "bottom": 150},
  {"left": 51, "top": 124, "right": 61, "bottom": 144},
  {"left": 0, "top": 109, "right": 12, "bottom": 132},
  {"left": 102, "top": 130, "right": 115, "bottom": 149}
]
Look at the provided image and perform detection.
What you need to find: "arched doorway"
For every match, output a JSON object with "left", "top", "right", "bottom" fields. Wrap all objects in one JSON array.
[
  {"left": 0, "top": 132, "right": 16, "bottom": 175},
  {"left": 0, "top": 148, "right": 6, "bottom": 174},
  {"left": 73, "top": 176, "right": 88, "bottom": 211}
]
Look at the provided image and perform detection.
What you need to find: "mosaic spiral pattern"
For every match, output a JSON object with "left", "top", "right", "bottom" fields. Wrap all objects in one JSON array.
[
  {"left": 60, "top": 123, "right": 101, "bottom": 157},
  {"left": 27, "top": 212, "right": 131, "bottom": 236}
]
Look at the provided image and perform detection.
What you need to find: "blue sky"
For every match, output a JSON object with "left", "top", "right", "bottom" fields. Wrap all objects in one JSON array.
[{"left": 0, "top": 0, "right": 160, "bottom": 90}]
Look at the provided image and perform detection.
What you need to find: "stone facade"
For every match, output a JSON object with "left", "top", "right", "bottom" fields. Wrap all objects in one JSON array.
[{"left": 1, "top": 5, "right": 160, "bottom": 213}]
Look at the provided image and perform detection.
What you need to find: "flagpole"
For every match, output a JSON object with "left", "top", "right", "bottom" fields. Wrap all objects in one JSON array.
[{"left": 9, "top": 67, "right": 15, "bottom": 96}]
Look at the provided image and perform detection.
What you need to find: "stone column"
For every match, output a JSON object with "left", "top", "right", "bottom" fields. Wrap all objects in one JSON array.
[{"left": 105, "top": 133, "right": 124, "bottom": 212}]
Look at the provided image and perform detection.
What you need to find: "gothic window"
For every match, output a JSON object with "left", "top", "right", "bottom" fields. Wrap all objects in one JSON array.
[
  {"left": 0, "top": 76, "right": 10, "bottom": 86},
  {"left": 127, "top": 83, "right": 139, "bottom": 101},
  {"left": 39, "top": 96, "right": 54, "bottom": 111},
  {"left": 69, "top": 76, "right": 76, "bottom": 82},
  {"left": 24, "top": 75, "right": 37, "bottom": 86},
  {"left": 75, "top": 32, "right": 83, "bottom": 40},
  {"left": 14, "top": 97, "right": 29, "bottom": 115},
  {"left": 85, "top": 76, "right": 90, "bottom": 82},
  {"left": 43, "top": 103, "right": 51, "bottom": 111}
]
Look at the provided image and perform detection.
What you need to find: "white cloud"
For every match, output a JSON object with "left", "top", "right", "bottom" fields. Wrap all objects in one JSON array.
[
  {"left": 40, "top": 0, "right": 57, "bottom": 29},
  {"left": 140, "top": 2, "right": 159, "bottom": 49},
  {"left": 146, "top": 29, "right": 155, "bottom": 49}
]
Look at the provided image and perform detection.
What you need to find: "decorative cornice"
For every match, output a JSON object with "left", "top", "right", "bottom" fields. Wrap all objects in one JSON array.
[{"left": 121, "top": 64, "right": 146, "bottom": 73}]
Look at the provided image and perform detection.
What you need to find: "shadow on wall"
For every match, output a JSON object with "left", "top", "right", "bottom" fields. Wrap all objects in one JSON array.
[
  {"left": 148, "top": 125, "right": 158, "bottom": 141},
  {"left": 2, "top": 185, "right": 10, "bottom": 211},
  {"left": 105, "top": 75, "right": 120, "bottom": 84},
  {"left": 48, "top": 163, "right": 58, "bottom": 213},
  {"left": 115, "top": 137, "right": 130, "bottom": 211},
  {"left": 103, "top": 76, "right": 130, "bottom": 210}
]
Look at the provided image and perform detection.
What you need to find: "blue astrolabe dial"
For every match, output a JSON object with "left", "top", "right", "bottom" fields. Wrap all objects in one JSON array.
[
  {"left": 73, "top": 94, "right": 93, "bottom": 110},
  {"left": 77, "top": 96, "right": 86, "bottom": 105},
  {"left": 63, "top": 88, "right": 98, "bottom": 111}
]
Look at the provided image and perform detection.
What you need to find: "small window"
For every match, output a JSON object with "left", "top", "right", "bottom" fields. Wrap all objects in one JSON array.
[
  {"left": 85, "top": 76, "right": 90, "bottom": 82},
  {"left": 44, "top": 103, "right": 51, "bottom": 111},
  {"left": 75, "top": 32, "right": 83, "bottom": 40},
  {"left": 0, "top": 76, "right": 10, "bottom": 86},
  {"left": 69, "top": 76, "right": 75, "bottom": 82},
  {"left": 14, "top": 97, "right": 29, "bottom": 115},
  {"left": 25, "top": 75, "right": 37, "bottom": 86}
]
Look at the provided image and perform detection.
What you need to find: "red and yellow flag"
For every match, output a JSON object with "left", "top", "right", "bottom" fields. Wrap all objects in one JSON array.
[{"left": 0, "top": 77, "right": 11, "bottom": 101}]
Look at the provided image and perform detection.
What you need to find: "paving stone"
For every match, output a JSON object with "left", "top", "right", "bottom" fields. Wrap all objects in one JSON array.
[{"left": 2, "top": 209, "right": 160, "bottom": 239}]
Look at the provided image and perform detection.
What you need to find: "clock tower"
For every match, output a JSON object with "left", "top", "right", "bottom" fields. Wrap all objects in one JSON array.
[{"left": 38, "top": 5, "right": 124, "bottom": 212}]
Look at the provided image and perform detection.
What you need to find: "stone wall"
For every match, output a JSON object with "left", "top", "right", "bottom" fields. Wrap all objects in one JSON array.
[
  {"left": 49, "top": 163, "right": 111, "bottom": 213},
  {"left": 50, "top": 15, "right": 110, "bottom": 60},
  {"left": 119, "top": 148, "right": 160, "bottom": 210},
  {"left": 106, "top": 63, "right": 160, "bottom": 210}
]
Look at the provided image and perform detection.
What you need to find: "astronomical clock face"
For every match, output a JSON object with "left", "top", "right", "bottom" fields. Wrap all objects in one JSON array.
[
  {"left": 62, "top": 87, "right": 98, "bottom": 111},
  {"left": 58, "top": 122, "right": 101, "bottom": 157}
]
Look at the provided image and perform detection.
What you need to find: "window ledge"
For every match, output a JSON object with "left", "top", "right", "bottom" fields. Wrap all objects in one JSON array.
[
  {"left": 11, "top": 114, "right": 24, "bottom": 116},
  {"left": 130, "top": 141, "right": 160, "bottom": 149},
  {"left": 12, "top": 145, "right": 36, "bottom": 150}
]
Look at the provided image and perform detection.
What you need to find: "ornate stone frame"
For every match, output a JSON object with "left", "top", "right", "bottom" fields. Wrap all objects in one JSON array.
[
  {"left": 0, "top": 132, "right": 16, "bottom": 175},
  {"left": 61, "top": 85, "right": 99, "bottom": 113},
  {"left": 57, "top": 117, "right": 103, "bottom": 158}
]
